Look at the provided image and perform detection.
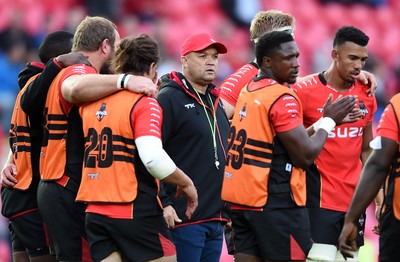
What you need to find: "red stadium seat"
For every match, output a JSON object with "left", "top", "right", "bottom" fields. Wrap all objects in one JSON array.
[
  {"left": 323, "top": 3, "right": 349, "bottom": 29},
  {"left": 348, "top": 4, "right": 374, "bottom": 29}
]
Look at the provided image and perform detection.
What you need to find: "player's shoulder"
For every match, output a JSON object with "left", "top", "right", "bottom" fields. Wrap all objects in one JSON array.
[
  {"left": 65, "top": 63, "right": 96, "bottom": 74},
  {"left": 140, "top": 96, "right": 159, "bottom": 105},
  {"left": 292, "top": 73, "right": 321, "bottom": 93},
  {"left": 353, "top": 81, "right": 376, "bottom": 102},
  {"left": 389, "top": 92, "right": 400, "bottom": 105},
  {"left": 221, "top": 62, "right": 258, "bottom": 84},
  {"left": 234, "top": 62, "right": 259, "bottom": 75},
  {"left": 133, "top": 96, "right": 162, "bottom": 118}
]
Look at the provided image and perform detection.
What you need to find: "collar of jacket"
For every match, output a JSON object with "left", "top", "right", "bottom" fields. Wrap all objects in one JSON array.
[
  {"left": 168, "top": 71, "right": 221, "bottom": 111},
  {"left": 17, "top": 62, "right": 45, "bottom": 90}
]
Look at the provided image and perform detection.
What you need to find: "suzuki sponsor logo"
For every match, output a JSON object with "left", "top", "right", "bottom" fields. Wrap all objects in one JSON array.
[{"left": 328, "top": 127, "right": 363, "bottom": 138}]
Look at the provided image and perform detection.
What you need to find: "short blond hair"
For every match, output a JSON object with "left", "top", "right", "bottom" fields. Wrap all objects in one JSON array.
[
  {"left": 249, "top": 10, "right": 295, "bottom": 41},
  {"left": 72, "top": 16, "right": 118, "bottom": 52}
]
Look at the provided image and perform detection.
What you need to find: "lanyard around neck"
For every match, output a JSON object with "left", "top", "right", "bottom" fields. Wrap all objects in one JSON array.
[{"left": 193, "top": 88, "right": 220, "bottom": 170}]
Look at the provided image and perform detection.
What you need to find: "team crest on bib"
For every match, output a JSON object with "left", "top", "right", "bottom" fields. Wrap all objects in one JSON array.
[
  {"left": 239, "top": 103, "right": 247, "bottom": 121},
  {"left": 96, "top": 103, "right": 107, "bottom": 121}
]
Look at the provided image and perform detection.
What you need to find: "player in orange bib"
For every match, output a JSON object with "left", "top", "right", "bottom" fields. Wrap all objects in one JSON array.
[
  {"left": 36, "top": 17, "right": 157, "bottom": 262},
  {"left": 1, "top": 31, "right": 88, "bottom": 262},
  {"left": 221, "top": 30, "right": 357, "bottom": 261},
  {"left": 78, "top": 34, "right": 197, "bottom": 262},
  {"left": 220, "top": 10, "right": 295, "bottom": 120}
]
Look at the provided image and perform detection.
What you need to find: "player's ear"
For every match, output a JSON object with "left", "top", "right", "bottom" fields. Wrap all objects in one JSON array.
[
  {"left": 181, "top": 56, "right": 189, "bottom": 69},
  {"left": 331, "top": 49, "right": 338, "bottom": 60},
  {"left": 263, "top": 56, "right": 272, "bottom": 68}
]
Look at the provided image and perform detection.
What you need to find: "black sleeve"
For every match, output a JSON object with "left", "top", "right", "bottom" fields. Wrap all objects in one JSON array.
[
  {"left": 159, "top": 182, "right": 173, "bottom": 208},
  {"left": 20, "top": 59, "right": 62, "bottom": 115}
]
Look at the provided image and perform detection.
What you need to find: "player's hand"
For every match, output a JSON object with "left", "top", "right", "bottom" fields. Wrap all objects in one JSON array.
[
  {"left": 357, "top": 70, "right": 377, "bottom": 97},
  {"left": 322, "top": 94, "right": 358, "bottom": 125},
  {"left": 372, "top": 225, "right": 380, "bottom": 235},
  {"left": 338, "top": 222, "right": 358, "bottom": 259},
  {"left": 373, "top": 204, "right": 381, "bottom": 235},
  {"left": 342, "top": 108, "right": 363, "bottom": 123},
  {"left": 56, "top": 52, "right": 91, "bottom": 67},
  {"left": 1, "top": 164, "right": 18, "bottom": 188},
  {"left": 125, "top": 75, "right": 158, "bottom": 98},
  {"left": 176, "top": 183, "right": 198, "bottom": 219},
  {"left": 163, "top": 205, "right": 181, "bottom": 229}
]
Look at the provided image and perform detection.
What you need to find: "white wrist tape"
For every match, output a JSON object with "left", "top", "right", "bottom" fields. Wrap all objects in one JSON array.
[
  {"left": 311, "top": 117, "right": 323, "bottom": 131},
  {"left": 123, "top": 74, "right": 132, "bottom": 89},
  {"left": 117, "top": 74, "right": 133, "bottom": 90},
  {"left": 307, "top": 243, "right": 337, "bottom": 261},
  {"left": 316, "top": 117, "right": 336, "bottom": 134},
  {"left": 135, "top": 136, "right": 176, "bottom": 180},
  {"left": 369, "top": 136, "right": 382, "bottom": 149},
  {"left": 117, "top": 74, "right": 125, "bottom": 89}
]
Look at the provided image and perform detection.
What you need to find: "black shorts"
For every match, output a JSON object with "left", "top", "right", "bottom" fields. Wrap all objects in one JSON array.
[
  {"left": 9, "top": 210, "right": 51, "bottom": 257},
  {"left": 308, "top": 207, "right": 365, "bottom": 247},
  {"left": 86, "top": 213, "right": 175, "bottom": 262},
  {"left": 37, "top": 181, "right": 87, "bottom": 261},
  {"left": 231, "top": 207, "right": 312, "bottom": 260},
  {"left": 379, "top": 206, "right": 400, "bottom": 260}
]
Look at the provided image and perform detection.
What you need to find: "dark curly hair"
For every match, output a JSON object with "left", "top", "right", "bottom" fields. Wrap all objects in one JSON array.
[
  {"left": 255, "top": 31, "right": 294, "bottom": 66},
  {"left": 111, "top": 34, "right": 160, "bottom": 75},
  {"left": 333, "top": 26, "right": 369, "bottom": 48}
]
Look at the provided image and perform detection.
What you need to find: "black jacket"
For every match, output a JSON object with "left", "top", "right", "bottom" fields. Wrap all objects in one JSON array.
[{"left": 157, "top": 71, "right": 230, "bottom": 225}]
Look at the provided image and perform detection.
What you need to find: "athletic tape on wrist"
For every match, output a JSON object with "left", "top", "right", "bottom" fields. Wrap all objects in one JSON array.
[
  {"left": 316, "top": 117, "right": 336, "bottom": 134},
  {"left": 121, "top": 74, "right": 133, "bottom": 89},
  {"left": 117, "top": 74, "right": 125, "bottom": 90},
  {"left": 369, "top": 136, "right": 382, "bottom": 149},
  {"left": 311, "top": 117, "right": 323, "bottom": 131}
]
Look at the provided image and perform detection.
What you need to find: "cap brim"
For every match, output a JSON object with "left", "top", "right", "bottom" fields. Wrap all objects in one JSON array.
[
  {"left": 212, "top": 42, "right": 227, "bottom": 54},
  {"left": 184, "top": 42, "right": 227, "bottom": 56}
]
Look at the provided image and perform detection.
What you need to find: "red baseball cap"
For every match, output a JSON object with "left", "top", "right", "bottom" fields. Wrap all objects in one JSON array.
[{"left": 181, "top": 33, "right": 227, "bottom": 56}]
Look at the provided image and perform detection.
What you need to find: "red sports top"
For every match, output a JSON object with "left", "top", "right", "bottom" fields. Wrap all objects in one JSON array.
[
  {"left": 376, "top": 97, "right": 399, "bottom": 141},
  {"left": 293, "top": 73, "right": 377, "bottom": 212},
  {"left": 220, "top": 62, "right": 259, "bottom": 107}
]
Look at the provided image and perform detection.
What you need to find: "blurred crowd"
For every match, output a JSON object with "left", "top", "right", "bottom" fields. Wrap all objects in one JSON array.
[{"left": 0, "top": 0, "right": 399, "bottom": 260}]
